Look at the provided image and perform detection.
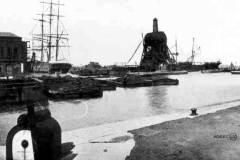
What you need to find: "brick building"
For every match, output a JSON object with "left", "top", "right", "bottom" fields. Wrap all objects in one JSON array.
[{"left": 0, "top": 32, "right": 27, "bottom": 77}]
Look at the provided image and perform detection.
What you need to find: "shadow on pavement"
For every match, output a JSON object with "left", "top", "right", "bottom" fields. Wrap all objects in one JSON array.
[{"left": 61, "top": 142, "right": 77, "bottom": 160}]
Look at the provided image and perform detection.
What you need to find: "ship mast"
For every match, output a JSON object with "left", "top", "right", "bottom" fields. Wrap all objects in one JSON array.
[
  {"left": 33, "top": 2, "right": 46, "bottom": 62},
  {"left": 42, "top": 0, "right": 64, "bottom": 62},
  {"left": 33, "top": 0, "right": 68, "bottom": 63},
  {"left": 56, "top": 0, "right": 60, "bottom": 61},
  {"left": 191, "top": 37, "right": 195, "bottom": 63},
  {"left": 41, "top": 13, "right": 44, "bottom": 61},
  {"left": 175, "top": 39, "right": 178, "bottom": 64},
  {"left": 48, "top": 0, "right": 53, "bottom": 62}
]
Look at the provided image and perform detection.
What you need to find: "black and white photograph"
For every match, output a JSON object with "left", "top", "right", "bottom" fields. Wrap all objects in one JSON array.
[{"left": 1, "top": 0, "right": 240, "bottom": 159}]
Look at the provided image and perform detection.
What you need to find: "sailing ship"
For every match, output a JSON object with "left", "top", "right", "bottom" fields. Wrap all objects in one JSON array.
[
  {"left": 29, "top": 0, "right": 72, "bottom": 74},
  {"left": 173, "top": 38, "right": 221, "bottom": 71}
]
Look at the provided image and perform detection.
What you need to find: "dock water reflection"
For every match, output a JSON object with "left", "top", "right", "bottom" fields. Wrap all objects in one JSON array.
[{"left": 1, "top": 72, "right": 240, "bottom": 148}]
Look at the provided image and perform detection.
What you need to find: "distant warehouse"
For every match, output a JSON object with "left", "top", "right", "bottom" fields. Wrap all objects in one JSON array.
[{"left": 0, "top": 32, "right": 27, "bottom": 77}]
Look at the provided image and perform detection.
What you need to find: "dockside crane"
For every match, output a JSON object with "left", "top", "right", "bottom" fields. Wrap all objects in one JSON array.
[{"left": 127, "top": 18, "right": 178, "bottom": 71}]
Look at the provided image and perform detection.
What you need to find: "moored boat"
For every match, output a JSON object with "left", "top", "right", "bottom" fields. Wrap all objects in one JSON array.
[
  {"left": 40, "top": 76, "right": 104, "bottom": 100},
  {"left": 201, "top": 69, "right": 222, "bottom": 73},
  {"left": 130, "top": 70, "right": 188, "bottom": 76},
  {"left": 113, "top": 74, "right": 178, "bottom": 88},
  {"left": 231, "top": 71, "right": 240, "bottom": 74},
  {"left": 95, "top": 79, "right": 116, "bottom": 91},
  {"left": 45, "top": 86, "right": 103, "bottom": 100}
]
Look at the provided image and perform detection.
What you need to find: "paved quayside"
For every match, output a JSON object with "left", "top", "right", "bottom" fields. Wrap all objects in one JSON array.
[
  {"left": 127, "top": 105, "right": 240, "bottom": 160},
  {"left": 1, "top": 100, "right": 240, "bottom": 160}
]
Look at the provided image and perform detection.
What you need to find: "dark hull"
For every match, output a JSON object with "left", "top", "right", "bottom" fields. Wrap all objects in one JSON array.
[
  {"left": 40, "top": 76, "right": 108, "bottom": 100},
  {"left": 50, "top": 63, "right": 72, "bottom": 74},
  {"left": 201, "top": 69, "right": 222, "bottom": 73},
  {"left": 231, "top": 71, "right": 240, "bottom": 74},
  {"left": 114, "top": 78, "right": 179, "bottom": 88},
  {"left": 95, "top": 80, "right": 116, "bottom": 91},
  {"left": 173, "top": 61, "right": 221, "bottom": 72},
  {"left": 45, "top": 87, "right": 103, "bottom": 100}
]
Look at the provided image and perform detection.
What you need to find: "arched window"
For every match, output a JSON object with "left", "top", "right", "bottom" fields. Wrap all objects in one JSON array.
[{"left": 0, "top": 47, "right": 4, "bottom": 58}]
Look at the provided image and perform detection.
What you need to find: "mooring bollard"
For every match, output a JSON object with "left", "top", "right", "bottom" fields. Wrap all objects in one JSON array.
[
  {"left": 190, "top": 108, "right": 198, "bottom": 116},
  {"left": 22, "top": 139, "right": 29, "bottom": 160}
]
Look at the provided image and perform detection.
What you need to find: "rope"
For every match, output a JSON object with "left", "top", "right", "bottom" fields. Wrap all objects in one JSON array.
[{"left": 127, "top": 40, "right": 143, "bottom": 64}]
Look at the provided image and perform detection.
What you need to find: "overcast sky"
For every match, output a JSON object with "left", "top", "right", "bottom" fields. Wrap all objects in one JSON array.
[{"left": 1, "top": 0, "right": 240, "bottom": 65}]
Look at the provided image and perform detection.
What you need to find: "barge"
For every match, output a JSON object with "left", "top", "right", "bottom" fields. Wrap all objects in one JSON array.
[
  {"left": 45, "top": 86, "right": 103, "bottom": 100},
  {"left": 113, "top": 74, "right": 179, "bottom": 88},
  {"left": 40, "top": 76, "right": 105, "bottom": 100}
]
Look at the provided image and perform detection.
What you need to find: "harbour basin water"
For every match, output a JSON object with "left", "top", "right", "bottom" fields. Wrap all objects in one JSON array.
[{"left": 1, "top": 72, "right": 240, "bottom": 145}]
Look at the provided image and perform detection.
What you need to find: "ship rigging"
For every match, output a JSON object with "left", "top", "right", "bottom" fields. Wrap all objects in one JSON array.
[{"left": 31, "top": 0, "right": 70, "bottom": 63}]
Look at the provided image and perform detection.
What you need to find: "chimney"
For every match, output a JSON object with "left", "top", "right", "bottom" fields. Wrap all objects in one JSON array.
[{"left": 153, "top": 18, "right": 158, "bottom": 32}]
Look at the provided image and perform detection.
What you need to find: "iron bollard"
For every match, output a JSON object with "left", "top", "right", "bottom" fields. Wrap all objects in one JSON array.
[{"left": 190, "top": 108, "right": 198, "bottom": 116}]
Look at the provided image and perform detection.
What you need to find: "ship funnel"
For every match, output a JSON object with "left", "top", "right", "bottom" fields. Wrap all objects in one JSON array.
[{"left": 153, "top": 18, "right": 158, "bottom": 32}]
